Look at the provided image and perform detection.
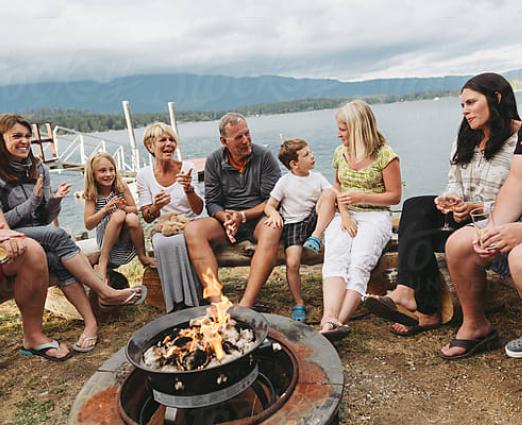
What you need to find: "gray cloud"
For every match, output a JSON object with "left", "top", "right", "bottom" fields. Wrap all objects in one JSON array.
[{"left": 1, "top": 0, "right": 521, "bottom": 85}]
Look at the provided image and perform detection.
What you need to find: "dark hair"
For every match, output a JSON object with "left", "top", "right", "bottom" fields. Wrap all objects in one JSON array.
[
  {"left": 452, "top": 73, "right": 520, "bottom": 165},
  {"left": 278, "top": 138, "right": 308, "bottom": 169},
  {"left": 0, "top": 114, "right": 39, "bottom": 182}
]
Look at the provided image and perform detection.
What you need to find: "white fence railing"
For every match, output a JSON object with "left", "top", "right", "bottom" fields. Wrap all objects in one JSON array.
[{"left": 50, "top": 126, "right": 137, "bottom": 174}]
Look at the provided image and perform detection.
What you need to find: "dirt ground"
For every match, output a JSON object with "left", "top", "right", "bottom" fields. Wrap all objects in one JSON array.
[{"left": 1, "top": 263, "right": 522, "bottom": 425}]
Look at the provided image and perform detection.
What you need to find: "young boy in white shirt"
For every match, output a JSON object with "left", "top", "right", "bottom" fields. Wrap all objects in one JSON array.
[{"left": 264, "top": 139, "right": 334, "bottom": 322}]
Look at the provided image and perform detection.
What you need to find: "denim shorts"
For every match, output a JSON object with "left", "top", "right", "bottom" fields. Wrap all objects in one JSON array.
[{"left": 15, "top": 225, "right": 80, "bottom": 287}]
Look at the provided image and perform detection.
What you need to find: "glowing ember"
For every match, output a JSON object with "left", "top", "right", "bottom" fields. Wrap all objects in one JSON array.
[{"left": 142, "top": 269, "right": 255, "bottom": 371}]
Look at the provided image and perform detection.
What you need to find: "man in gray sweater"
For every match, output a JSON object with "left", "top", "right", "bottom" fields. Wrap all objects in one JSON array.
[{"left": 184, "top": 113, "right": 282, "bottom": 307}]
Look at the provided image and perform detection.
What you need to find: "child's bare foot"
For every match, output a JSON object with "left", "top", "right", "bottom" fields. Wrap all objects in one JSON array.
[{"left": 139, "top": 255, "right": 157, "bottom": 269}]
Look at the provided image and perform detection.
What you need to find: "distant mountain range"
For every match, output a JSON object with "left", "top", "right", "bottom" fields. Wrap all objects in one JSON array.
[{"left": 2, "top": 70, "right": 521, "bottom": 113}]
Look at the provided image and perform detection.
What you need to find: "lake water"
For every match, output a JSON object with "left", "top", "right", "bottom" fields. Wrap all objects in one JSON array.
[{"left": 51, "top": 94, "right": 520, "bottom": 236}]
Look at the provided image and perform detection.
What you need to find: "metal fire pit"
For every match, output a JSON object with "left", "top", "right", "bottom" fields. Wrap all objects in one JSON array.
[
  {"left": 126, "top": 306, "right": 268, "bottom": 405},
  {"left": 69, "top": 314, "right": 344, "bottom": 425}
]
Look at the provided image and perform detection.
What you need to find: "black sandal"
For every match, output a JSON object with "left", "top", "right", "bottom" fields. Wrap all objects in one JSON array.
[{"left": 439, "top": 329, "right": 499, "bottom": 361}]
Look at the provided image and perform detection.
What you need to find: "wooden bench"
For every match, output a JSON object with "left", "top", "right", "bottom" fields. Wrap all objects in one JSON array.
[{"left": 143, "top": 236, "right": 400, "bottom": 310}]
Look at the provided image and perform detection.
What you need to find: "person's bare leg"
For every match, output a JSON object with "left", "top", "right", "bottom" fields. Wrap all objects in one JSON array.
[
  {"left": 61, "top": 282, "right": 98, "bottom": 346},
  {"left": 5, "top": 239, "right": 69, "bottom": 358},
  {"left": 62, "top": 251, "right": 143, "bottom": 305},
  {"left": 285, "top": 245, "right": 304, "bottom": 306},
  {"left": 441, "top": 227, "right": 493, "bottom": 357},
  {"left": 239, "top": 220, "right": 282, "bottom": 307},
  {"left": 320, "top": 276, "right": 346, "bottom": 329},
  {"left": 311, "top": 188, "right": 337, "bottom": 239},
  {"left": 125, "top": 213, "right": 156, "bottom": 268},
  {"left": 508, "top": 244, "right": 522, "bottom": 297},
  {"left": 96, "top": 210, "right": 125, "bottom": 281},
  {"left": 385, "top": 284, "right": 417, "bottom": 311},
  {"left": 338, "top": 289, "right": 363, "bottom": 323},
  {"left": 184, "top": 218, "right": 228, "bottom": 302}
]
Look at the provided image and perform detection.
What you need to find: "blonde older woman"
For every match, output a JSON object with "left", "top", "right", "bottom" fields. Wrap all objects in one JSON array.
[{"left": 136, "top": 122, "right": 204, "bottom": 312}]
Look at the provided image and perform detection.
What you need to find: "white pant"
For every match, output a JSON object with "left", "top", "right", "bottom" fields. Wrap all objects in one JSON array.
[{"left": 322, "top": 211, "right": 392, "bottom": 297}]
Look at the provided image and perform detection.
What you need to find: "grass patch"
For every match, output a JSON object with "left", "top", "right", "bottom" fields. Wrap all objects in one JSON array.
[{"left": 14, "top": 398, "right": 54, "bottom": 425}]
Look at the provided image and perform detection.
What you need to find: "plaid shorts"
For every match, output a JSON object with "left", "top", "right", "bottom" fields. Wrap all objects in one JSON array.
[{"left": 282, "top": 210, "right": 318, "bottom": 248}]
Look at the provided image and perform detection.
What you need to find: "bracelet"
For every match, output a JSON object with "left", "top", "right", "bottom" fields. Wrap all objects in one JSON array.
[
  {"left": 147, "top": 206, "right": 157, "bottom": 221},
  {"left": 184, "top": 186, "right": 195, "bottom": 194},
  {"left": 240, "top": 211, "right": 247, "bottom": 223}
]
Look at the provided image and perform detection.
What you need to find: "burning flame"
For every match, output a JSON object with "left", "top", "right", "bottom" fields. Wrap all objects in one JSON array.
[{"left": 196, "top": 269, "right": 233, "bottom": 360}]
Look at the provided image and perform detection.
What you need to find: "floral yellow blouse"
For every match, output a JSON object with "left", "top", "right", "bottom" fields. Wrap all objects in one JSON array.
[{"left": 332, "top": 143, "right": 398, "bottom": 212}]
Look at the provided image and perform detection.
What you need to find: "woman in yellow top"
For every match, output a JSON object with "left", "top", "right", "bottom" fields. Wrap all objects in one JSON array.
[{"left": 320, "top": 100, "right": 402, "bottom": 340}]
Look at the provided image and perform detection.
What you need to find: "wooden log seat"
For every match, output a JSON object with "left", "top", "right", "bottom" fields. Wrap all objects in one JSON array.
[{"left": 143, "top": 236, "right": 399, "bottom": 311}]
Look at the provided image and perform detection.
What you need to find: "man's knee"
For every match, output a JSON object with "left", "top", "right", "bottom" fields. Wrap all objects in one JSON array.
[
  {"left": 184, "top": 219, "right": 219, "bottom": 252},
  {"left": 255, "top": 220, "right": 281, "bottom": 245}
]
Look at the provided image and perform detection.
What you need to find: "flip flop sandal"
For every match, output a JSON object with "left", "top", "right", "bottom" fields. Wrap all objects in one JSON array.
[
  {"left": 72, "top": 334, "right": 98, "bottom": 353},
  {"left": 439, "top": 329, "right": 499, "bottom": 361},
  {"left": 291, "top": 305, "right": 307, "bottom": 322},
  {"left": 303, "top": 236, "right": 322, "bottom": 253},
  {"left": 320, "top": 320, "right": 350, "bottom": 342},
  {"left": 99, "top": 285, "right": 148, "bottom": 309},
  {"left": 365, "top": 295, "right": 419, "bottom": 326},
  {"left": 391, "top": 323, "right": 442, "bottom": 337},
  {"left": 20, "top": 340, "right": 72, "bottom": 362}
]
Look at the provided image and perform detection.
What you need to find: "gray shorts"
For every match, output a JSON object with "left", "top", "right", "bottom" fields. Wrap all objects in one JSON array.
[{"left": 15, "top": 225, "right": 80, "bottom": 287}]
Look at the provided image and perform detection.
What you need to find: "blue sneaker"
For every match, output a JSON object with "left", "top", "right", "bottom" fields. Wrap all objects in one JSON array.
[
  {"left": 291, "top": 305, "right": 307, "bottom": 322},
  {"left": 303, "top": 236, "right": 321, "bottom": 253}
]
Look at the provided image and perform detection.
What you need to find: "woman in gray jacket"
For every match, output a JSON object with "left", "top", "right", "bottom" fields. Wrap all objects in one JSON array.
[{"left": 0, "top": 114, "right": 147, "bottom": 353}]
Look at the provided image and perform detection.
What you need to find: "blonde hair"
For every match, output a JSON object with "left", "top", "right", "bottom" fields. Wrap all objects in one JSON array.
[
  {"left": 335, "top": 100, "right": 386, "bottom": 162},
  {"left": 83, "top": 152, "right": 125, "bottom": 201},
  {"left": 142, "top": 122, "right": 179, "bottom": 156}
]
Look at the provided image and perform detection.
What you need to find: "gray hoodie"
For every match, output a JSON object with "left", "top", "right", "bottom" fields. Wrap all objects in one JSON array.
[{"left": 0, "top": 161, "right": 62, "bottom": 228}]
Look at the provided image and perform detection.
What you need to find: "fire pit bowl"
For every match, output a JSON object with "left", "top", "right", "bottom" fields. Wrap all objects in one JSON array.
[{"left": 126, "top": 306, "right": 268, "bottom": 407}]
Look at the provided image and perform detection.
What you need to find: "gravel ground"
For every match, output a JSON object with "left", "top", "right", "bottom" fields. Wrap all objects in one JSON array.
[{"left": 1, "top": 263, "right": 522, "bottom": 424}]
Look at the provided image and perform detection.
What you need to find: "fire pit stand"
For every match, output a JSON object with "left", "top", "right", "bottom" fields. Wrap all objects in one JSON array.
[{"left": 69, "top": 314, "right": 344, "bottom": 424}]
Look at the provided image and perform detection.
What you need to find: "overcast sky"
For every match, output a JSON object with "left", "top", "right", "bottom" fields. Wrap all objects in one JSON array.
[{"left": 1, "top": 0, "right": 522, "bottom": 86}]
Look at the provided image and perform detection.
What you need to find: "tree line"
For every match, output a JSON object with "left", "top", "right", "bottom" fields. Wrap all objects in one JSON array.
[{"left": 23, "top": 90, "right": 461, "bottom": 133}]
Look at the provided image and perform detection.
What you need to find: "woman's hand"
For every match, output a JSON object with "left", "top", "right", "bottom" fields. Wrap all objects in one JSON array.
[
  {"left": 33, "top": 174, "right": 44, "bottom": 199},
  {"left": 340, "top": 211, "right": 358, "bottom": 237},
  {"left": 452, "top": 201, "right": 480, "bottom": 223},
  {"left": 0, "top": 224, "right": 26, "bottom": 262},
  {"left": 434, "top": 194, "right": 462, "bottom": 214},
  {"left": 264, "top": 211, "right": 283, "bottom": 228},
  {"left": 0, "top": 223, "right": 24, "bottom": 242},
  {"left": 176, "top": 168, "right": 194, "bottom": 193},
  {"left": 52, "top": 182, "right": 71, "bottom": 200},
  {"left": 337, "top": 191, "right": 365, "bottom": 206},
  {"left": 478, "top": 223, "right": 522, "bottom": 254},
  {"left": 153, "top": 190, "right": 171, "bottom": 210}
]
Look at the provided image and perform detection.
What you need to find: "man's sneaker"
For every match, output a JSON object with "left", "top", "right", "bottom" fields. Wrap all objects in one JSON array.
[{"left": 505, "top": 337, "right": 522, "bottom": 358}]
